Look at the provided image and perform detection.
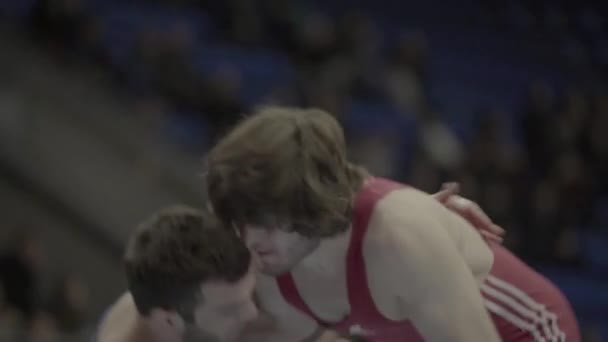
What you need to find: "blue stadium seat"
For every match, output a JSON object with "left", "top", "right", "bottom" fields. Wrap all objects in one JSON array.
[
  {"left": 82, "top": 0, "right": 120, "bottom": 12},
  {"left": 579, "top": 230, "right": 608, "bottom": 274},
  {"left": 93, "top": 3, "right": 212, "bottom": 33},
  {"left": 191, "top": 44, "right": 295, "bottom": 106},
  {"left": 0, "top": 0, "right": 37, "bottom": 19},
  {"left": 344, "top": 99, "right": 419, "bottom": 171},
  {"left": 164, "top": 110, "right": 211, "bottom": 152},
  {"left": 345, "top": 99, "right": 416, "bottom": 137},
  {"left": 593, "top": 197, "right": 608, "bottom": 228},
  {"left": 537, "top": 266, "right": 608, "bottom": 323},
  {"left": 93, "top": 3, "right": 213, "bottom": 70}
]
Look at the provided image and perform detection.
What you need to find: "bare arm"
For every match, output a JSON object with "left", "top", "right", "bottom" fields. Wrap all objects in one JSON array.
[{"left": 372, "top": 190, "right": 500, "bottom": 341}]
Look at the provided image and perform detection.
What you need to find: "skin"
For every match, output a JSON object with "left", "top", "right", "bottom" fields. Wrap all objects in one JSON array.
[
  {"left": 239, "top": 184, "right": 502, "bottom": 342},
  {"left": 97, "top": 263, "right": 258, "bottom": 342},
  {"left": 98, "top": 185, "right": 504, "bottom": 342}
]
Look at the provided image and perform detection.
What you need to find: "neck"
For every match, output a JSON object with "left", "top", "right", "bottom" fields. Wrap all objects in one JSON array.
[{"left": 133, "top": 317, "right": 177, "bottom": 342}]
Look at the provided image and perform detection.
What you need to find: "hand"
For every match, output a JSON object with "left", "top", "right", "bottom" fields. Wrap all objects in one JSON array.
[{"left": 433, "top": 182, "right": 505, "bottom": 244}]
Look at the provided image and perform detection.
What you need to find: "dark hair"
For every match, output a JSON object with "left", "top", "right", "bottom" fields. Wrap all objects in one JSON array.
[
  {"left": 205, "top": 106, "right": 367, "bottom": 238},
  {"left": 124, "top": 205, "right": 251, "bottom": 321}
]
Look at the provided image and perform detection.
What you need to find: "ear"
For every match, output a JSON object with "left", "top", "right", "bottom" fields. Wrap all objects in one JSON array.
[
  {"left": 165, "top": 311, "right": 186, "bottom": 334},
  {"left": 148, "top": 309, "right": 185, "bottom": 337}
]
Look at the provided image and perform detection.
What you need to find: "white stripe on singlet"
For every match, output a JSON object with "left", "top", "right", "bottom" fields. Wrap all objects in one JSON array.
[{"left": 482, "top": 275, "right": 565, "bottom": 342}]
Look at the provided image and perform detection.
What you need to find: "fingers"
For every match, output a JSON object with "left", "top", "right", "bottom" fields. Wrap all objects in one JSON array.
[
  {"left": 481, "top": 230, "right": 504, "bottom": 244},
  {"left": 435, "top": 185, "right": 507, "bottom": 241},
  {"left": 489, "top": 223, "right": 506, "bottom": 236},
  {"left": 441, "top": 182, "right": 460, "bottom": 192},
  {"left": 467, "top": 206, "right": 505, "bottom": 235},
  {"left": 434, "top": 182, "right": 460, "bottom": 203}
]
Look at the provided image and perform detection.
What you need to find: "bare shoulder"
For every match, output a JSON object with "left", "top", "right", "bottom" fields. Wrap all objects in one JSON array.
[
  {"left": 97, "top": 293, "right": 137, "bottom": 342},
  {"left": 366, "top": 187, "right": 449, "bottom": 246},
  {"left": 364, "top": 186, "right": 492, "bottom": 286}
]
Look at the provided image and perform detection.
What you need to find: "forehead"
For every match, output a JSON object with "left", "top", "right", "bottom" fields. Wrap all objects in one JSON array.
[{"left": 201, "top": 265, "right": 256, "bottom": 306}]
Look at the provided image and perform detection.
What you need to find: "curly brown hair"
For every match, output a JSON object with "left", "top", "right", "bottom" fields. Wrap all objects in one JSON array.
[
  {"left": 205, "top": 106, "right": 367, "bottom": 238},
  {"left": 124, "top": 206, "right": 251, "bottom": 321}
]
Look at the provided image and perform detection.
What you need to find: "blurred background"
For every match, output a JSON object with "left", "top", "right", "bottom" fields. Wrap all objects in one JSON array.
[{"left": 0, "top": 0, "right": 606, "bottom": 340}]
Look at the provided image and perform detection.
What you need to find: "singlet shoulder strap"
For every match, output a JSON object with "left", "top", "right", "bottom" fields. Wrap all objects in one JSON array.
[
  {"left": 277, "top": 272, "right": 328, "bottom": 326},
  {"left": 276, "top": 178, "right": 407, "bottom": 325}
]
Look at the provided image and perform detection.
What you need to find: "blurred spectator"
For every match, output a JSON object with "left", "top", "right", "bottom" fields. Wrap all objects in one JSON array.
[
  {"left": 350, "top": 133, "right": 401, "bottom": 179},
  {"left": 407, "top": 153, "right": 442, "bottom": 194},
  {"left": 385, "top": 31, "right": 429, "bottom": 114},
  {"left": 226, "top": 0, "right": 265, "bottom": 45},
  {"left": 199, "top": 65, "right": 246, "bottom": 138},
  {"left": 482, "top": 181, "right": 515, "bottom": 232},
  {"left": 46, "top": 274, "right": 90, "bottom": 333},
  {"left": 337, "top": 11, "right": 385, "bottom": 100},
  {"left": 27, "top": 311, "right": 59, "bottom": 342},
  {"left": 468, "top": 110, "right": 518, "bottom": 179},
  {"left": 522, "top": 80, "right": 556, "bottom": 173},
  {"left": 0, "top": 282, "right": 21, "bottom": 341},
  {"left": 131, "top": 23, "right": 200, "bottom": 103},
  {"left": 302, "top": 60, "right": 350, "bottom": 117},
  {"left": 585, "top": 92, "right": 608, "bottom": 193},
  {"left": 0, "top": 231, "right": 44, "bottom": 322},
  {"left": 554, "top": 152, "right": 592, "bottom": 221},
  {"left": 554, "top": 89, "right": 589, "bottom": 152},
  {"left": 524, "top": 180, "right": 561, "bottom": 260},
  {"left": 417, "top": 110, "right": 465, "bottom": 172},
  {"left": 291, "top": 12, "right": 338, "bottom": 67},
  {"left": 130, "top": 22, "right": 245, "bottom": 138},
  {"left": 196, "top": 0, "right": 264, "bottom": 44},
  {"left": 466, "top": 109, "right": 529, "bottom": 251},
  {"left": 29, "top": 0, "right": 93, "bottom": 54}
]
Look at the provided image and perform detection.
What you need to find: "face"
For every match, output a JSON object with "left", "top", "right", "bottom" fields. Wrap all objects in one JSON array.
[
  {"left": 189, "top": 263, "right": 258, "bottom": 342},
  {"left": 242, "top": 223, "right": 320, "bottom": 276}
]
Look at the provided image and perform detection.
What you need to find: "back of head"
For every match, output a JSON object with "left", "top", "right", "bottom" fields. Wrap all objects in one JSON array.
[
  {"left": 206, "top": 106, "right": 367, "bottom": 238},
  {"left": 124, "top": 205, "right": 250, "bottom": 321}
]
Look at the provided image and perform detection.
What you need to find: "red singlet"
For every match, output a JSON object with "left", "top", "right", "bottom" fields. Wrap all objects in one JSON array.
[{"left": 277, "top": 178, "right": 581, "bottom": 342}]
